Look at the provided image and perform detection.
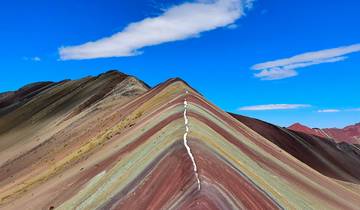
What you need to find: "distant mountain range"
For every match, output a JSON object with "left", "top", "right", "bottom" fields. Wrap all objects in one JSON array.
[
  {"left": 0, "top": 70, "right": 359, "bottom": 209},
  {"left": 288, "top": 122, "right": 360, "bottom": 144}
]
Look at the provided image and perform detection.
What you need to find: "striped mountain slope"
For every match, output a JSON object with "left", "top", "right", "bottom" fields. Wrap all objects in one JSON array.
[
  {"left": 230, "top": 114, "right": 360, "bottom": 184},
  {"left": 0, "top": 71, "right": 359, "bottom": 209}
]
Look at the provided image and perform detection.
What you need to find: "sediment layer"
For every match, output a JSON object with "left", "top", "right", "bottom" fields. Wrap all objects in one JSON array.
[{"left": 0, "top": 71, "right": 359, "bottom": 209}]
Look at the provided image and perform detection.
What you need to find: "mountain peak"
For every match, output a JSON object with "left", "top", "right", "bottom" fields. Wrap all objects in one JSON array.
[
  {"left": 101, "top": 69, "right": 127, "bottom": 76},
  {"left": 288, "top": 122, "right": 313, "bottom": 131},
  {"left": 289, "top": 122, "right": 306, "bottom": 127},
  {"left": 288, "top": 122, "right": 360, "bottom": 144}
]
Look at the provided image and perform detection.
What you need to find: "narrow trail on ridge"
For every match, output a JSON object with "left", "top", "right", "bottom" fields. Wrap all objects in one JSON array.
[{"left": 183, "top": 90, "right": 201, "bottom": 191}]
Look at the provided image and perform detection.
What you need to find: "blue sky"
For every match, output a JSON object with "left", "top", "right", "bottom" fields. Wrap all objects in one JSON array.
[{"left": 1, "top": 0, "right": 359, "bottom": 128}]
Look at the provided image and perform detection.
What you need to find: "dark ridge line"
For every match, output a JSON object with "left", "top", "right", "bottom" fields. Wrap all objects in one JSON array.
[
  {"left": 151, "top": 77, "right": 203, "bottom": 96},
  {"left": 0, "top": 69, "right": 150, "bottom": 95}
]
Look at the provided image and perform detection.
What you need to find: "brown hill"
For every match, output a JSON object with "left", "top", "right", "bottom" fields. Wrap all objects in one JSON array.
[
  {"left": 289, "top": 122, "right": 360, "bottom": 144},
  {"left": 230, "top": 113, "right": 360, "bottom": 183}
]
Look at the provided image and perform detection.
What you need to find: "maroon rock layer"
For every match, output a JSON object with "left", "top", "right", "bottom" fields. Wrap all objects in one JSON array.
[
  {"left": 289, "top": 122, "right": 360, "bottom": 144},
  {"left": 230, "top": 113, "right": 360, "bottom": 184}
]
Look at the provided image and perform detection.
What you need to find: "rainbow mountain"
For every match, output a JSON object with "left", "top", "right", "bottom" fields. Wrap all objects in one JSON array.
[{"left": 0, "top": 70, "right": 359, "bottom": 210}]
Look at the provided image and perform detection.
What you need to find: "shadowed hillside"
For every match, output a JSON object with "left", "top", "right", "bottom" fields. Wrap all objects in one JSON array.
[{"left": 230, "top": 113, "right": 360, "bottom": 183}]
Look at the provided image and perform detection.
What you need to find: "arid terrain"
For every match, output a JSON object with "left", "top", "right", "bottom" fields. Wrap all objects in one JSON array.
[
  {"left": 0, "top": 70, "right": 359, "bottom": 210},
  {"left": 289, "top": 122, "right": 360, "bottom": 144}
]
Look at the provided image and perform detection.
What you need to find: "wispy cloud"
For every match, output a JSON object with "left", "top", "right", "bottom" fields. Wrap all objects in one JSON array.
[
  {"left": 23, "top": 56, "right": 41, "bottom": 62},
  {"left": 318, "top": 109, "right": 340, "bottom": 113},
  {"left": 238, "top": 104, "right": 311, "bottom": 111},
  {"left": 251, "top": 43, "right": 360, "bottom": 80},
  {"left": 317, "top": 108, "right": 360, "bottom": 113},
  {"left": 245, "top": 0, "right": 256, "bottom": 9},
  {"left": 59, "top": 0, "right": 252, "bottom": 60},
  {"left": 33, "top": 56, "right": 41, "bottom": 61},
  {"left": 227, "top": 23, "right": 238, "bottom": 29},
  {"left": 317, "top": 108, "right": 360, "bottom": 112}
]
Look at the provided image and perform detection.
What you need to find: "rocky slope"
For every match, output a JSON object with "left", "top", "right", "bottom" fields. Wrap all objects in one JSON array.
[
  {"left": 0, "top": 71, "right": 359, "bottom": 210},
  {"left": 230, "top": 114, "right": 360, "bottom": 183},
  {"left": 289, "top": 122, "right": 360, "bottom": 144}
]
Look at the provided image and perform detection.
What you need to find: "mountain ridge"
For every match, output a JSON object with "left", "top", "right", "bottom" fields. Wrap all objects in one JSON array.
[
  {"left": 288, "top": 122, "right": 360, "bottom": 144},
  {"left": 0, "top": 70, "right": 359, "bottom": 209}
]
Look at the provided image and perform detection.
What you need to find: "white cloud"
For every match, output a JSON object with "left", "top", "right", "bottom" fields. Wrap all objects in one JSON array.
[
  {"left": 317, "top": 108, "right": 360, "bottom": 112},
  {"left": 318, "top": 109, "right": 340, "bottom": 113},
  {"left": 238, "top": 104, "right": 311, "bottom": 111},
  {"left": 32, "top": 56, "right": 41, "bottom": 61},
  {"left": 59, "top": 0, "right": 251, "bottom": 60},
  {"left": 254, "top": 68, "right": 298, "bottom": 80},
  {"left": 252, "top": 43, "right": 360, "bottom": 80},
  {"left": 23, "top": 56, "right": 41, "bottom": 62}
]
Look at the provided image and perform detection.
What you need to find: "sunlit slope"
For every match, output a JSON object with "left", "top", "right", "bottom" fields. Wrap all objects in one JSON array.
[{"left": 0, "top": 73, "right": 359, "bottom": 209}]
